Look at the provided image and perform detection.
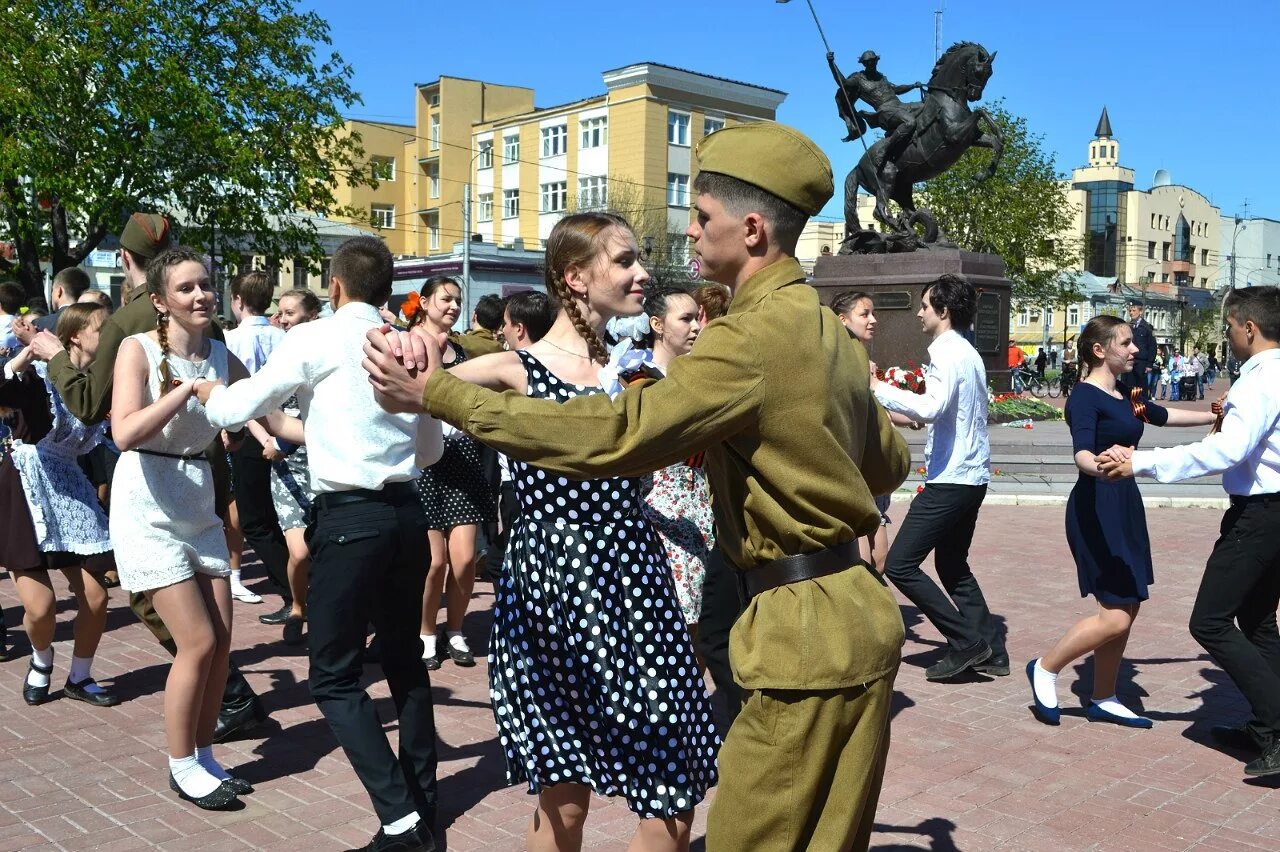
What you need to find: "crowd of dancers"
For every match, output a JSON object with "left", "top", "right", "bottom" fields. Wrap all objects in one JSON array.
[{"left": 2, "top": 119, "right": 1280, "bottom": 852}]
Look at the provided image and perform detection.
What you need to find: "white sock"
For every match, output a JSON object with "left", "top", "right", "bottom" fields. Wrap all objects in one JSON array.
[
  {"left": 27, "top": 645, "right": 54, "bottom": 688},
  {"left": 421, "top": 634, "right": 437, "bottom": 660},
  {"left": 169, "top": 753, "right": 222, "bottom": 798},
  {"left": 446, "top": 631, "right": 468, "bottom": 652},
  {"left": 68, "top": 655, "right": 105, "bottom": 693},
  {"left": 1032, "top": 659, "right": 1058, "bottom": 709},
  {"left": 195, "top": 745, "right": 231, "bottom": 781},
  {"left": 1093, "top": 696, "right": 1140, "bottom": 719},
  {"left": 383, "top": 811, "right": 420, "bottom": 835},
  {"left": 231, "top": 569, "right": 243, "bottom": 585}
]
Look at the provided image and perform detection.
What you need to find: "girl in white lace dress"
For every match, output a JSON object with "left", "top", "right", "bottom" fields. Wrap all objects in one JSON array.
[{"left": 110, "top": 248, "right": 252, "bottom": 811}]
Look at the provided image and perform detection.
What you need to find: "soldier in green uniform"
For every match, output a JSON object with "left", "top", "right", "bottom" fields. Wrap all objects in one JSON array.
[
  {"left": 15, "top": 213, "right": 267, "bottom": 742},
  {"left": 365, "top": 122, "right": 910, "bottom": 851}
]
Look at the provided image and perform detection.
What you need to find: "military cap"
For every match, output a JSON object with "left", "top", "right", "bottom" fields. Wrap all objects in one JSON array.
[
  {"left": 858, "top": 50, "right": 880, "bottom": 64},
  {"left": 119, "top": 212, "right": 172, "bottom": 260},
  {"left": 694, "top": 122, "right": 833, "bottom": 217}
]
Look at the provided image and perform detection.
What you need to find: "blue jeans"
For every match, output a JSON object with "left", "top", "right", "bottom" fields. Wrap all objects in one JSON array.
[{"left": 1170, "top": 378, "right": 1181, "bottom": 401}]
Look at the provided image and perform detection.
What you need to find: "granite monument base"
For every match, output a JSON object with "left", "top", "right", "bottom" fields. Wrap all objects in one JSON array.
[{"left": 812, "top": 249, "right": 1014, "bottom": 392}]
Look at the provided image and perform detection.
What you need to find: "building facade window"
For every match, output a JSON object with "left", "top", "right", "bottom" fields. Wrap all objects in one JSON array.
[
  {"left": 1018, "top": 308, "right": 1029, "bottom": 326},
  {"left": 503, "top": 134, "right": 520, "bottom": 164},
  {"left": 477, "top": 140, "right": 493, "bottom": 170},
  {"left": 1162, "top": 241, "right": 1170, "bottom": 261},
  {"left": 578, "top": 176, "right": 607, "bottom": 209},
  {"left": 292, "top": 261, "right": 308, "bottom": 289},
  {"left": 429, "top": 92, "right": 440, "bottom": 107},
  {"left": 1068, "top": 306, "right": 1080, "bottom": 326},
  {"left": 541, "top": 124, "right": 567, "bottom": 158},
  {"left": 667, "top": 172, "right": 689, "bottom": 206},
  {"left": 1173, "top": 214, "right": 1192, "bottom": 262},
  {"left": 580, "top": 117, "right": 608, "bottom": 149},
  {"left": 320, "top": 258, "right": 331, "bottom": 290},
  {"left": 370, "top": 156, "right": 395, "bottom": 182},
  {"left": 428, "top": 216, "right": 440, "bottom": 250},
  {"left": 668, "top": 111, "right": 690, "bottom": 146},
  {"left": 704, "top": 116, "right": 725, "bottom": 136},
  {"left": 427, "top": 164, "right": 439, "bottom": 198},
  {"left": 502, "top": 189, "right": 519, "bottom": 218},
  {"left": 1073, "top": 178, "right": 1132, "bottom": 278},
  {"left": 1147, "top": 241, "right": 1155, "bottom": 259},
  {"left": 370, "top": 204, "right": 394, "bottom": 230},
  {"left": 430, "top": 114, "right": 440, "bottom": 150},
  {"left": 541, "top": 181, "right": 568, "bottom": 213},
  {"left": 1201, "top": 248, "right": 1209, "bottom": 266},
  {"left": 477, "top": 192, "right": 493, "bottom": 223}
]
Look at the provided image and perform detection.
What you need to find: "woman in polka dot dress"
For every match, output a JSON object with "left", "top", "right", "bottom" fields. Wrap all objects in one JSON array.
[{"left": 438, "top": 213, "right": 717, "bottom": 851}]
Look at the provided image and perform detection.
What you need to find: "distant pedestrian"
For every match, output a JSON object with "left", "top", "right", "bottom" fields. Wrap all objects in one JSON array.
[
  {"left": 1124, "top": 300, "right": 1157, "bottom": 394},
  {"left": 1035, "top": 346, "right": 1047, "bottom": 378}
]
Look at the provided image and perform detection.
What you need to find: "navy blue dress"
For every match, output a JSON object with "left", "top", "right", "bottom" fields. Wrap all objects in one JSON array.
[{"left": 1064, "top": 383, "right": 1168, "bottom": 604}]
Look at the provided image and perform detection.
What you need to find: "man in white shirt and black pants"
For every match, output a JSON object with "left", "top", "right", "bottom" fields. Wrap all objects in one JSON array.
[
  {"left": 1101, "top": 286, "right": 1280, "bottom": 777},
  {"left": 873, "top": 273, "right": 1007, "bottom": 681},
  {"left": 199, "top": 238, "right": 444, "bottom": 851}
]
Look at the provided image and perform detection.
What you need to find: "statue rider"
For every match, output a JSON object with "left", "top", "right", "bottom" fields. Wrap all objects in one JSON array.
[{"left": 828, "top": 50, "right": 924, "bottom": 174}]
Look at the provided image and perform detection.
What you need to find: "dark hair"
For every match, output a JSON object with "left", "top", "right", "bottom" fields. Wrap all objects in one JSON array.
[
  {"left": 921, "top": 273, "right": 976, "bottom": 330},
  {"left": 474, "top": 293, "right": 504, "bottom": 332},
  {"left": 504, "top": 290, "right": 554, "bottom": 342},
  {"left": 641, "top": 285, "right": 697, "bottom": 348},
  {"left": 78, "top": 290, "right": 114, "bottom": 310},
  {"left": 277, "top": 287, "right": 322, "bottom": 318},
  {"left": 692, "top": 171, "right": 808, "bottom": 252},
  {"left": 543, "top": 211, "right": 632, "bottom": 363},
  {"left": 53, "top": 266, "right": 92, "bottom": 301},
  {"left": 830, "top": 290, "right": 873, "bottom": 317},
  {"left": 1076, "top": 314, "right": 1127, "bottom": 377},
  {"left": 231, "top": 269, "right": 274, "bottom": 315},
  {"left": 692, "top": 283, "right": 731, "bottom": 321},
  {"left": 0, "top": 281, "right": 24, "bottom": 314},
  {"left": 408, "top": 276, "right": 463, "bottom": 331},
  {"left": 1225, "top": 285, "right": 1280, "bottom": 342},
  {"left": 55, "top": 302, "right": 107, "bottom": 350},
  {"left": 146, "top": 246, "right": 209, "bottom": 392},
  {"left": 24, "top": 299, "right": 47, "bottom": 317},
  {"left": 331, "top": 236, "right": 393, "bottom": 305}
]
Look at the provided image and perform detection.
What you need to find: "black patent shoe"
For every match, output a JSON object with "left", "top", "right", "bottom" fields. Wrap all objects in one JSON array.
[
  {"left": 23, "top": 660, "right": 53, "bottom": 706},
  {"left": 445, "top": 640, "right": 475, "bottom": 667},
  {"left": 219, "top": 775, "right": 254, "bottom": 796},
  {"left": 258, "top": 602, "right": 292, "bottom": 625},
  {"left": 282, "top": 614, "right": 305, "bottom": 646},
  {"left": 212, "top": 697, "right": 267, "bottom": 744},
  {"left": 168, "top": 772, "right": 242, "bottom": 811},
  {"left": 346, "top": 822, "right": 436, "bottom": 852},
  {"left": 64, "top": 677, "right": 122, "bottom": 707},
  {"left": 924, "top": 642, "right": 991, "bottom": 682},
  {"left": 423, "top": 650, "right": 442, "bottom": 671}
]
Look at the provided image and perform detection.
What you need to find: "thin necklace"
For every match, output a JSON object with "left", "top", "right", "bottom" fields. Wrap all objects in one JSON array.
[{"left": 542, "top": 338, "right": 594, "bottom": 360}]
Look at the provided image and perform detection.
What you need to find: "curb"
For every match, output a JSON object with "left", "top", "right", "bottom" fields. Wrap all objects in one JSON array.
[{"left": 888, "top": 492, "right": 1229, "bottom": 510}]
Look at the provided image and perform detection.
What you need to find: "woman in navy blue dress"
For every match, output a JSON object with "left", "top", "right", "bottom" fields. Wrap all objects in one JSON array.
[{"left": 1027, "top": 315, "right": 1215, "bottom": 728}]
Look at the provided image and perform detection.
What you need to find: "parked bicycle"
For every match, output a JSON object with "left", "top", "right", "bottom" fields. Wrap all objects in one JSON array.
[{"left": 1011, "top": 365, "right": 1060, "bottom": 398}]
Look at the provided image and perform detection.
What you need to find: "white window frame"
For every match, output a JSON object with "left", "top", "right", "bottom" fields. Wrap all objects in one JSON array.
[
  {"left": 540, "top": 124, "right": 567, "bottom": 158},
  {"left": 541, "top": 181, "right": 568, "bottom": 213},
  {"left": 370, "top": 156, "right": 395, "bottom": 182},
  {"left": 578, "top": 176, "right": 607, "bottom": 209},
  {"left": 503, "top": 134, "right": 520, "bottom": 164},
  {"left": 370, "top": 204, "right": 394, "bottom": 230},
  {"left": 429, "top": 114, "right": 440, "bottom": 150},
  {"left": 1067, "top": 306, "right": 1080, "bottom": 327},
  {"left": 668, "top": 110, "right": 691, "bottom": 146},
  {"left": 428, "top": 218, "right": 440, "bottom": 250},
  {"left": 704, "top": 116, "right": 725, "bottom": 136},
  {"left": 477, "top": 192, "right": 493, "bottom": 223},
  {"left": 1018, "top": 308, "right": 1030, "bottom": 326},
  {"left": 502, "top": 189, "right": 520, "bottom": 219},
  {"left": 429, "top": 92, "right": 440, "bottom": 107},
  {"left": 667, "top": 172, "right": 689, "bottom": 207},
  {"left": 428, "top": 164, "right": 439, "bottom": 199},
  {"left": 580, "top": 116, "right": 608, "bottom": 149},
  {"left": 476, "top": 140, "right": 493, "bottom": 170}
]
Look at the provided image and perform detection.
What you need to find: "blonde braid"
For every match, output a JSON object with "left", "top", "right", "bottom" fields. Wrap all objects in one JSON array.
[
  {"left": 551, "top": 271, "right": 609, "bottom": 364},
  {"left": 155, "top": 310, "right": 173, "bottom": 393}
]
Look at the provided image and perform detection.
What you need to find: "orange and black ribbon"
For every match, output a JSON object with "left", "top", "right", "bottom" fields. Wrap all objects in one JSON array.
[{"left": 1129, "top": 385, "right": 1150, "bottom": 424}]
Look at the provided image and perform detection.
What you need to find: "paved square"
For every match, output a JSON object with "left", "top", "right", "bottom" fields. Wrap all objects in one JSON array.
[{"left": 3, "top": 503, "right": 1279, "bottom": 850}]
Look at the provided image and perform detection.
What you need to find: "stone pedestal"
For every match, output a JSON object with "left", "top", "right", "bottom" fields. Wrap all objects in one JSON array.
[{"left": 812, "top": 249, "right": 1014, "bottom": 391}]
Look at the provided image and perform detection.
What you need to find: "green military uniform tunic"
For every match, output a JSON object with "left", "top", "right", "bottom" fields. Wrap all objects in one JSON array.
[
  {"left": 452, "top": 328, "right": 504, "bottom": 359},
  {"left": 423, "top": 256, "right": 910, "bottom": 850}
]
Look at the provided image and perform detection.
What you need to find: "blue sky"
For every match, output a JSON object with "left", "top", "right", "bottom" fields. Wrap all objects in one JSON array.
[{"left": 302, "top": 0, "right": 1278, "bottom": 222}]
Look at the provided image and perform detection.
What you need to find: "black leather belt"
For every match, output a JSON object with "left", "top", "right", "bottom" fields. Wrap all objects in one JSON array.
[
  {"left": 315, "top": 480, "right": 416, "bottom": 510},
  {"left": 741, "top": 539, "right": 865, "bottom": 600},
  {"left": 132, "top": 448, "right": 208, "bottom": 462}
]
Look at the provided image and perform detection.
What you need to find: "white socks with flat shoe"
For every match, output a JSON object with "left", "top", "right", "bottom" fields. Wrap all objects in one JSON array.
[
  {"left": 1032, "top": 659, "right": 1059, "bottom": 709},
  {"left": 169, "top": 753, "right": 222, "bottom": 798},
  {"left": 27, "top": 646, "right": 54, "bottom": 687},
  {"left": 1092, "top": 696, "right": 1139, "bottom": 719},
  {"left": 195, "top": 745, "right": 232, "bottom": 782},
  {"left": 421, "top": 634, "right": 437, "bottom": 661}
]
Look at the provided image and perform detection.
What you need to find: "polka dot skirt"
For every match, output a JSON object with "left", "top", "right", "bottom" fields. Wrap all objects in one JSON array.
[{"left": 489, "top": 351, "right": 719, "bottom": 818}]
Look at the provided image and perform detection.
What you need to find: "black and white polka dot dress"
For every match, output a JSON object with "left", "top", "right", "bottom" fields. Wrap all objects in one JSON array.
[
  {"left": 489, "top": 350, "right": 718, "bottom": 818},
  {"left": 417, "top": 341, "right": 498, "bottom": 529}
]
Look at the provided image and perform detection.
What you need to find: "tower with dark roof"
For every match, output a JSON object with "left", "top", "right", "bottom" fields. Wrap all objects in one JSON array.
[{"left": 1089, "top": 106, "right": 1119, "bottom": 167}]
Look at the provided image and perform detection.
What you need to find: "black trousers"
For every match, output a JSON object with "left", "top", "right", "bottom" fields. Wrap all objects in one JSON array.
[
  {"left": 1189, "top": 498, "right": 1280, "bottom": 737},
  {"left": 231, "top": 436, "right": 291, "bottom": 600},
  {"left": 884, "top": 482, "right": 1004, "bottom": 655},
  {"left": 696, "top": 547, "right": 745, "bottom": 728},
  {"left": 307, "top": 485, "right": 437, "bottom": 825}
]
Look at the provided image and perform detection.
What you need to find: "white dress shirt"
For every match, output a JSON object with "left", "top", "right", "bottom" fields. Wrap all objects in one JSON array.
[
  {"left": 874, "top": 329, "right": 991, "bottom": 486},
  {"left": 1132, "top": 348, "right": 1280, "bottom": 495},
  {"left": 224, "top": 315, "right": 285, "bottom": 375},
  {"left": 205, "top": 301, "right": 443, "bottom": 493}
]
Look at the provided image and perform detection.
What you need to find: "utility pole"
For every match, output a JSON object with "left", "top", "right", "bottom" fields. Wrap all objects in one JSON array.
[
  {"left": 461, "top": 181, "right": 472, "bottom": 327},
  {"left": 1230, "top": 215, "right": 1246, "bottom": 290}
]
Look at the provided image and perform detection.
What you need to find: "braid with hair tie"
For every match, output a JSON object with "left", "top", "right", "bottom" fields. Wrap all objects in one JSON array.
[
  {"left": 155, "top": 310, "right": 174, "bottom": 393},
  {"left": 551, "top": 271, "right": 610, "bottom": 364}
]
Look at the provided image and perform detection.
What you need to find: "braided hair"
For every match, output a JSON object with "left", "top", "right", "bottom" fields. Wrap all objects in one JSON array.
[
  {"left": 144, "top": 246, "right": 207, "bottom": 394},
  {"left": 543, "top": 212, "right": 630, "bottom": 364}
]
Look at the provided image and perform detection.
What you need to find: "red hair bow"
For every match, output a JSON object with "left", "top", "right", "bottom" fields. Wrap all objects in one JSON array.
[{"left": 401, "top": 291, "right": 422, "bottom": 321}]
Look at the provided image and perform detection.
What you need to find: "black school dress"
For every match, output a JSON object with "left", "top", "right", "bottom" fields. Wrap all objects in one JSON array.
[{"left": 1064, "top": 383, "right": 1168, "bottom": 604}]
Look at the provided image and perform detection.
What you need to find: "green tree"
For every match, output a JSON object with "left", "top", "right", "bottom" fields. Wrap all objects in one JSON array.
[
  {"left": 0, "top": 0, "right": 370, "bottom": 296},
  {"left": 576, "top": 177, "right": 692, "bottom": 289}
]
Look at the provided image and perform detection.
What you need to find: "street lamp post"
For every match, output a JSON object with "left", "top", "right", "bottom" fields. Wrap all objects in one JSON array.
[{"left": 1229, "top": 216, "right": 1247, "bottom": 290}]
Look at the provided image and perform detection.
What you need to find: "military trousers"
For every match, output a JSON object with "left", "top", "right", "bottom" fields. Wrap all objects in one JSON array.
[{"left": 706, "top": 670, "right": 897, "bottom": 852}]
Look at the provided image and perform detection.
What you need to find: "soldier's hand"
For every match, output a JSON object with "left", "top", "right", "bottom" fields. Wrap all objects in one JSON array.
[{"left": 826, "top": 51, "right": 835, "bottom": 61}]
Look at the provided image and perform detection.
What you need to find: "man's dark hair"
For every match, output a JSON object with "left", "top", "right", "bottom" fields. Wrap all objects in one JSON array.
[
  {"left": 1225, "top": 285, "right": 1280, "bottom": 342},
  {"left": 230, "top": 270, "right": 274, "bottom": 315},
  {"left": 921, "top": 272, "right": 977, "bottom": 330},
  {"left": 53, "top": 266, "right": 92, "bottom": 301},
  {"left": 692, "top": 171, "right": 808, "bottom": 253},
  {"left": 0, "top": 280, "right": 26, "bottom": 314},
  {"left": 504, "top": 290, "right": 554, "bottom": 342},
  {"left": 474, "top": 293, "right": 505, "bottom": 332},
  {"left": 331, "top": 237, "right": 393, "bottom": 306}
]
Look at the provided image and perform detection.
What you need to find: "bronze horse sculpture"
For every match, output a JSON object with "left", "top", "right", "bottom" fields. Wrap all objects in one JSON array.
[{"left": 841, "top": 42, "right": 1003, "bottom": 253}]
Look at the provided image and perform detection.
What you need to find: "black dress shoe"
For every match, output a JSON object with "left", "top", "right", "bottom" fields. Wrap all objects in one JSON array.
[
  {"left": 347, "top": 822, "right": 436, "bottom": 852},
  {"left": 22, "top": 660, "right": 53, "bottom": 706},
  {"left": 64, "top": 677, "right": 122, "bottom": 707},
  {"left": 925, "top": 642, "right": 991, "bottom": 682},
  {"left": 973, "top": 653, "right": 1010, "bottom": 676},
  {"left": 1245, "top": 737, "right": 1280, "bottom": 777},
  {"left": 168, "top": 773, "right": 242, "bottom": 811},
  {"left": 258, "top": 602, "right": 293, "bottom": 625},
  {"left": 445, "top": 641, "right": 475, "bottom": 667},
  {"left": 219, "top": 775, "right": 254, "bottom": 796},
  {"left": 423, "top": 651, "right": 442, "bottom": 671},
  {"left": 283, "top": 614, "right": 305, "bottom": 646},
  {"left": 212, "top": 697, "right": 268, "bottom": 744}
]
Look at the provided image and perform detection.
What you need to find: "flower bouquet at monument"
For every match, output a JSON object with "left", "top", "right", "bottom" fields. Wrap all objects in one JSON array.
[{"left": 877, "top": 364, "right": 927, "bottom": 395}]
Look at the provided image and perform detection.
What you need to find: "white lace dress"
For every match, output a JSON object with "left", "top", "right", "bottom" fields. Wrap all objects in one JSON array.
[
  {"left": 9, "top": 363, "right": 112, "bottom": 555},
  {"left": 110, "top": 334, "right": 233, "bottom": 592}
]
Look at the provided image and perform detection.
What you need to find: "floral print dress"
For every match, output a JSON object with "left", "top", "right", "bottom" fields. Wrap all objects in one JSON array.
[{"left": 642, "top": 461, "right": 715, "bottom": 625}]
